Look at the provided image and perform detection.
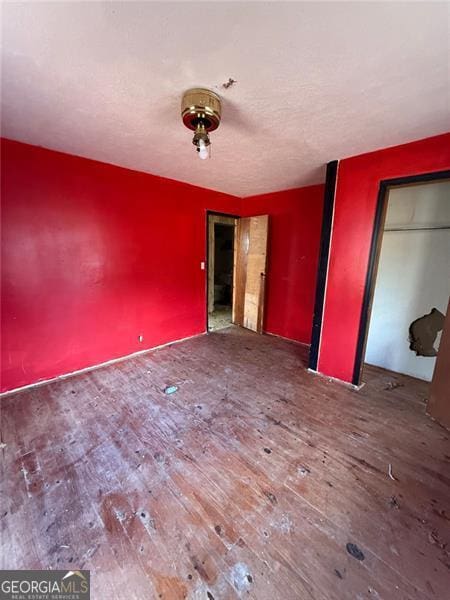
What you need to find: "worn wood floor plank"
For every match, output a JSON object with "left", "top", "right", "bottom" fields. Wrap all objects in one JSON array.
[{"left": 1, "top": 327, "right": 449, "bottom": 599}]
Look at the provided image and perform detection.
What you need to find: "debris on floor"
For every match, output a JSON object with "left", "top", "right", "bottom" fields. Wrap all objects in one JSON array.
[
  {"left": 272, "top": 513, "right": 294, "bottom": 534},
  {"left": 346, "top": 542, "right": 365, "bottom": 561},
  {"left": 388, "top": 463, "right": 398, "bottom": 481},
  {"left": 388, "top": 495, "right": 400, "bottom": 509},
  {"left": 164, "top": 385, "right": 178, "bottom": 395},
  {"left": 428, "top": 529, "right": 444, "bottom": 548},
  {"left": 0, "top": 442, "right": 7, "bottom": 449},
  {"left": 298, "top": 466, "right": 311, "bottom": 477},
  {"left": 384, "top": 381, "right": 404, "bottom": 391},
  {"left": 230, "top": 562, "right": 253, "bottom": 592},
  {"left": 263, "top": 491, "right": 277, "bottom": 504},
  {"left": 136, "top": 509, "right": 156, "bottom": 531},
  {"left": 153, "top": 452, "right": 165, "bottom": 463}
]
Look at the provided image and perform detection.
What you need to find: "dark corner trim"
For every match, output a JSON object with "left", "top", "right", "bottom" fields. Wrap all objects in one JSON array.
[
  {"left": 351, "top": 168, "right": 450, "bottom": 385},
  {"left": 351, "top": 181, "right": 388, "bottom": 384},
  {"left": 309, "top": 160, "right": 338, "bottom": 371}
]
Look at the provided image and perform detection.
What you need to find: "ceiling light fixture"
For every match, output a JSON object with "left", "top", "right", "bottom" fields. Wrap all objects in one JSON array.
[{"left": 181, "top": 88, "right": 221, "bottom": 160}]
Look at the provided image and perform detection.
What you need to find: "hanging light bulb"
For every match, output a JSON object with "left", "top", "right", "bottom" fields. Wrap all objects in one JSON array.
[
  {"left": 198, "top": 138, "right": 209, "bottom": 160},
  {"left": 192, "top": 121, "right": 211, "bottom": 160}
]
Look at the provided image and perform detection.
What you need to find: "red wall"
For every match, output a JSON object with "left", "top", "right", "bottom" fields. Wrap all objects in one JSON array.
[
  {"left": 1, "top": 139, "right": 240, "bottom": 392},
  {"left": 6, "top": 133, "right": 446, "bottom": 392},
  {"left": 242, "top": 186, "right": 324, "bottom": 344},
  {"left": 1, "top": 139, "right": 325, "bottom": 393},
  {"left": 318, "top": 133, "right": 450, "bottom": 383}
]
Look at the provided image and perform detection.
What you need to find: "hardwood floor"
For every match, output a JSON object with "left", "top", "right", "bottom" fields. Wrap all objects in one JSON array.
[{"left": 1, "top": 327, "right": 449, "bottom": 599}]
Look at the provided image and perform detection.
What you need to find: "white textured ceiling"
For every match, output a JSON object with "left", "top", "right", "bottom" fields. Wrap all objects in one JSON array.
[{"left": 1, "top": 2, "right": 449, "bottom": 197}]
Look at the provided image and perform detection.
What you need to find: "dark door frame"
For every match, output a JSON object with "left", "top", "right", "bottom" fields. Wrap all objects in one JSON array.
[
  {"left": 205, "top": 210, "right": 240, "bottom": 332},
  {"left": 309, "top": 161, "right": 338, "bottom": 371},
  {"left": 352, "top": 169, "right": 450, "bottom": 385}
]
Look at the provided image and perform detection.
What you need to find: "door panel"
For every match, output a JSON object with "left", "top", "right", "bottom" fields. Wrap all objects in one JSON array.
[
  {"left": 232, "top": 218, "right": 249, "bottom": 326},
  {"left": 233, "top": 215, "right": 269, "bottom": 333},
  {"left": 427, "top": 299, "right": 450, "bottom": 429}
]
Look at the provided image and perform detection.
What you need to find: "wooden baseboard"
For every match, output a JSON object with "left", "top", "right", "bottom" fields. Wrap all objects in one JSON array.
[
  {"left": 264, "top": 331, "right": 311, "bottom": 347},
  {"left": 307, "top": 368, "right": 365, "bottom": 391}
]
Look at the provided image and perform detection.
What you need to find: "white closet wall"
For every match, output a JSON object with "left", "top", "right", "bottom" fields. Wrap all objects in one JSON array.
[{"left": 365, "top": 181, "right": 450, "bottom": 381}]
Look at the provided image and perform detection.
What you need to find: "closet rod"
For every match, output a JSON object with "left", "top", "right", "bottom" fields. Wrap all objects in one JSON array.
[{"left": 384, "top": 226, "right": 450, "bottom": 232}]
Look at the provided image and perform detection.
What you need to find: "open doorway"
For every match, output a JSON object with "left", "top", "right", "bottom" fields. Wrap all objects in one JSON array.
[
  {"left": 207, "top": 213, "right": 237, "bottom": 331},
  {"left": 207, "top": 212, "right": 270, "bottom": 333},
  {"left": 357, "top": 177, "right": 450, "bottom": 393}
]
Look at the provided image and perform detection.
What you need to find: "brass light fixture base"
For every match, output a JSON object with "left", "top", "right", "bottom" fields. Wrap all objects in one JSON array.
[{"left": 181, "top": 88, "right": 222, "bottom": 133}]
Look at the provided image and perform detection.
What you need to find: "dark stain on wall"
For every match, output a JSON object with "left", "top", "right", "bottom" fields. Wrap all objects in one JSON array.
[{"left": 409, "top": 308, "right": 445, "bottom": 357}]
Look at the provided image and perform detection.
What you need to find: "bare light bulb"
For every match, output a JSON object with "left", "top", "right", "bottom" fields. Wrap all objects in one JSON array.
[{"left": 198, "top": 138, "right": 209, "bottom": 160}]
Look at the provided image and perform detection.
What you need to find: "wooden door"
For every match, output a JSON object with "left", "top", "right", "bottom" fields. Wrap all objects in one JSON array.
[
  {"left": 233, "top": 215, "right": 269, "bottom": 333},
  {"left": 427, "top": 299, "right": 450, "bottom": 429}
]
